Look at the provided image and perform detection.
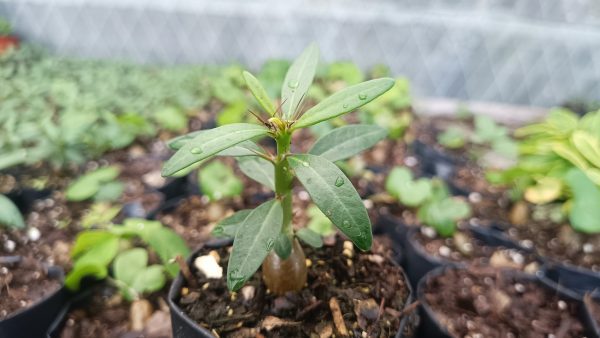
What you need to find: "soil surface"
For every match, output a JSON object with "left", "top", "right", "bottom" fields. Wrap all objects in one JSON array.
[
  {"left": 422, "top": 267, "right": 587, "bottom": 338},
  {"left": 59, "top": 284, "right": 172, "bottom": 338},
  {"left": 177, "top": 236, "right": 411, "bottom": 337},
  {"left": 504, "top": 213, "right": 600, "bottom": 272},
  {"left": 414, "top": 228, "right": 538, "bottom": 271}
]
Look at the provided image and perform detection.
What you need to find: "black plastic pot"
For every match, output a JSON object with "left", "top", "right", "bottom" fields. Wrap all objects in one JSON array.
[
  {"left": 584, "top": 295, "right": 600, "bottom": 337},
  {"left": 373, "top": 212, "right": 410, "bottom": 265},
  {"left": 5, "top": 188, "right": 52, "bottom": 214},
  {"left": 168, "top": 239, "right": 415, "bottom": 338},
  {"left": 0, "top": 266, "right": 70, "bottom": 338},
  {"left": 538, "top": 263, "right": 600, "bottom": 301},
  {"left": 416, "top": 266, "right": 599, "bottom": 338},
  {"left": 411, "top": 140, "right": 458, "bottom": 181},
  {"left": 467, "top": 223, "right": 530, "bottom": 252}
]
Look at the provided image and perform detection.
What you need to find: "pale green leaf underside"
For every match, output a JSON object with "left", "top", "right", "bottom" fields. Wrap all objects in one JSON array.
[
  {"left": 227, "top": 199, "right": 283, "bottom": 291},
  {"left": 162, "top": 123, "right": 268, "bottom": 176},
  {"left": 212, "top": 209, "right": 252, "bottom": 238},
  {"left": 237, "top": 156, "right": 275, "bottom": 190},
  {"left": 309, "top": 124, "right": 387, "bottom": 162},
  {"left": 296, "top": 228, "right": 323, "bottom": 248},
  {"left": 243, "top": 71, "right": 277, "bottom": 116},
  {"left": 0, "top": 194, "right": 25, "bottom": 229},
  {"left": 288, "top": 154, "right": 372, "bottom": 250},
  {"left": 282, "top": 43, "right": 320, "bottom": 119},
  {"left": 113, "top": 248, "right": 148, "bottom": 286},
  {"left": 293, "top": 78, "right": 395, "bottom": 129}
]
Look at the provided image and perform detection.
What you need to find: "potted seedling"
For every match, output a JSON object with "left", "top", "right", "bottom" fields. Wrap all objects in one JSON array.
[
  {"left": 0, "top": 19, "right": 18, "bottom": 55},
  {"left": 0, "top": 195, "right": 70, "bottom": 338},
  {"left": 163, "top": 44, "right": 413, "bottom": 337},
  {"left": 488, "top": 108, "right": 600, "bottom": 291}
]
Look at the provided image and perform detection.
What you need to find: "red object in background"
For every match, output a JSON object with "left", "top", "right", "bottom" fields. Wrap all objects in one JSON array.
[{"left": 0, "top": 35, "right": 19, "bottom": 54}]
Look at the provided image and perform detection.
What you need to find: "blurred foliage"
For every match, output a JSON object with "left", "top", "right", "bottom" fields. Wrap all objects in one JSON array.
[
  {"left": 65, "top": 165, "right": 123, "bottom": 202},
  {"left": 0, "top": 18, "right": 10, "bottom": 35},
  {"left": 0, "top": 194, "right": 25, "bottom": 229},
  {"left": 385, "top": 166, "right": 470, "bottom": 237},
  {"left": 488, "top": 108, "right": 600, "bottom": 233}
]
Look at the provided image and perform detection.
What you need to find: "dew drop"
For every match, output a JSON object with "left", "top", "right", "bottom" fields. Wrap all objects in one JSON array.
[
  {"left": 288, "top": 80, "right": 299, "bottom": 89},
  {"left": 334, "top": 176, "right": 344, "bottom": 187},
  {"left": 302, "top": 161, "right": 309, "bottom": 167},
  {"left": 326, "top": 209, "right": 332, "bottom": 216},
  {"left": 190, "top": 147, "right": 203, "bottom": 154},
  {"left": 343, "top": 220, "right": 350, "bottom": 226},
  {"left": 358, "top": 93, "right": 367, "bottom": 100},
  {"left": 342, "top": 103, "right": 349, "bottom": 109}
]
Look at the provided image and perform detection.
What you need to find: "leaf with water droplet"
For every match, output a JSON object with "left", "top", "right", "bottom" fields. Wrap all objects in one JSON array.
[
  {"left": 288, "top": 154, "right": 372, "bottom": 250},
  {"left": 281, "top": 43, "right": 320, "bottom": 119},
  {"left": 309, "top": 125, "right": 387, "bottom": 163},
  {"left": 227, "top": 200, "right": 283, "bottom": 291},
  {"left": 358, "top": 93, "right": 367, "bottom": 100},
  {"left": 293, "top": 78, "right": 395, "bottom": 129},
  {"left": 288, "top": 80, "right": 299, "bottom": 89},
  {"left": 334, "top": 176, "right": 345, "bottom": 187}
]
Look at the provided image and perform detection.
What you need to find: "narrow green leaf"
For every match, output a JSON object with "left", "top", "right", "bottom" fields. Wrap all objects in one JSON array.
[
  {"left": 212, "top": 209, "right": 252, "bottom": 238},
  {"left": 227, "top": 200, "right": 283, "bottom": 291},
  {"left": 293, "top": 78, "right": 395, "bottom": 129},
  {"left": 296, "top": 228, "right": 323, "bottom": 248},
  {"left": 243, "top": 71, "right": 277, "bottom": 116},
  {"left": 0, "top": 195, "right": 25, "bottom": 229},
  {"left": 162, "top": 123, "right": 269, "bottom": 176},
  {"left": 237, "top": 156, "right": 275, "bottom": 190},
  {"left": 552, "top": 142, "right": 590, "bottom": 170},
  {"left": 198, "top": 161, "right": 243, "bottom": 201},
  {"left": 565, "top": 168, "right": 600, "bottom": 234},
  {"left": 166, "top": 130, "right": 202, "bottom": 150},
  {"left": 218, "top": 141, "right": 265, "bottom": 157},
  {"left": 282, "top": 43, "right": 320, "bottom": 119},
  {"left": 288, "top": 154, "right": 372, "bottom": 250},
  {"left": 309, "top": 124, "right": 387, "bottom": 162},
  {"left": 113, "top": 248, "right": 148, "bottom": 286}
]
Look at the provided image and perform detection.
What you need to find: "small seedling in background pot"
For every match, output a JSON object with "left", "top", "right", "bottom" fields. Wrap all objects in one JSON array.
[
  {"left": 385, "top": 166, "right": 471, "bottom": 237},
  {"left": 66, "top": 165, "right": 124, "bottom": 202},
  {"left": 0, "top": 194, "right": 25, "bottom": 229},
  {"left": 162, "top": 43, "right": 393, "bottom": 293}
]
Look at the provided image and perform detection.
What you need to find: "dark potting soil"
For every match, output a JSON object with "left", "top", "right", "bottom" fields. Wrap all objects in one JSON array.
[
  {"left": 177, "top": 237, "right": 411, "bottom": 337},
  {"left": 0, "top": 255, "right": 61, "bottom": 319},
  {"left": 414, "top": 229, "right": 538, "bottom": 271},
  {"left": 59, "top": 284, "right": 172, "bottom": 338},
  {"left": 422, "top": 267, "right": 586, "bottom": 338},
  {"left": 505, "top": 216, "right": 600, "bottom": 272}
]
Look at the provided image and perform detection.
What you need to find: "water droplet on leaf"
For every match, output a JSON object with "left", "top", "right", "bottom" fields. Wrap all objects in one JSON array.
[
  {"left": 266, "top": 238, "right": 275, "bottom": 251},
  {"left": 343, "top": 103, "right": 349, "bottom": 109},
  {"left": 334, "top": 176, "right": 344, "bottom": 187},
  {"left": 358, "top": 93, "right": 367, "bottom": 100},
  {"left": 343, "top": 220, "right": 350, "bottom": 226},
  {"left": 288, "top": 80, "right": 299, "bottom": 89},
  {"left": 190, "top": 147, "right": 203, "bottom": 154}
]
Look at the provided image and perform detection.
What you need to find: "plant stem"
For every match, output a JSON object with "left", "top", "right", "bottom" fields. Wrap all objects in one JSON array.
[{"left": 275, "top": 132, "right": 293, "bottom": 239}]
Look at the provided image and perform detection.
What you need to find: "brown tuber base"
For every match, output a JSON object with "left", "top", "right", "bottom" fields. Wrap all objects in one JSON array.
[{"left": 261, "top": 239, "right": 307, "bottom": 295}]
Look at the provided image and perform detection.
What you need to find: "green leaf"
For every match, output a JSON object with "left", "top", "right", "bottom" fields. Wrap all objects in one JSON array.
[
  {"left": 93, "top": 181, "right": 124, "bottom": 202},
  {"left": 212, "top": 209, "right": 252, "bottom": 238},
  {"left": 131, "top": 265, "right": 165, "bottom": 295},
  {"left": 66, "top": 232, "right": 119, "bottom": 290},
  {"left": 307, "top": 204, "right": 335, "bottom": 236},
  {"left": 385, "top": 167, "right": 432, "bottom": 207},
  {"left": 282, "top": 43, "right": 320, "bottom": 119},
  {"left": 162, "top": 123, "right": 268, "bottom": 176},
  {"left": 227, "top": 199, "right": 283, "bottom": 291},
  {"left": 71, "top": 231, "right": 118, "bottom": 258},
  {"left": 309, "top": 124, "right": 387, "bottom": 162},
  {"left": 418, "top": 197, "right": 471, "bottom": 237},
  {"left": 524, "top": 177, "right": 562, "bottom": 204},
  {"left": 243, "top": 71, "right": 277, "bottom": 116},
  {"left": 113, "top": 248, "right": 148, "bottom": 286},
  {"left": 218, "top": 141, "right": 265, "bottom": 157},
  {"left": 0, "top": 195, "right": 25, "bottom": 229},
  {"left": 296, "top": 228, "right": 323, "bottom": 248},
  {"left": 288, "top": 154, "right": 372, "bottom": 250},
  {"left": 237, "top": 156, "right": 275, "bottom": 190},
  {"left": 294, "top": 78, "right": 395, "bottom": 129},
  {"left": 273, "top": 233, "right": 292, "bottom": 259},
  {"left": 572, "top": 130, "right": 600, "bottom": 168},
  {"left": 473, "top": 115, "right": 507, "bottom": 144},
  {"left": 437, "top": 127, "right": 466, "bottom": 149},
  {"left": 217, "top": 101, "right": 247, "bottom": 126},
  {"left": 552, "top": 142, "right": 590, "bottom": 169},
  {"left": 166, "top": 130, "right": 202, "bottom": 150},
  {"left": 65, "top": 264, "right": 108, "bottom": 291},
  {"left": 153, "top": 106, "right": 188, "bottom": 131},
  {"left": 143, "top": 226, "right": 190, "bottom": 277},
  {"left": 198, "top": 161, "right": 243, "bottom": 201},
  {"left": 66, "top": 166, "right": 121, "bottom": 202},
  {"left": 565, "top": 168, "right": 600, "bottom": 233},
  {"left": 80, "top": 203, "right": 121, "bottom": 228}
]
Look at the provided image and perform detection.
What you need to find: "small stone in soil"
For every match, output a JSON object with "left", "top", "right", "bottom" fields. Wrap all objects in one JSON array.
[
  {"left": 27, "top": 227, "right": 41, "bottom": 241},
  {"left": 194, "top": 254, "right": 223, "bottom": 279}
]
